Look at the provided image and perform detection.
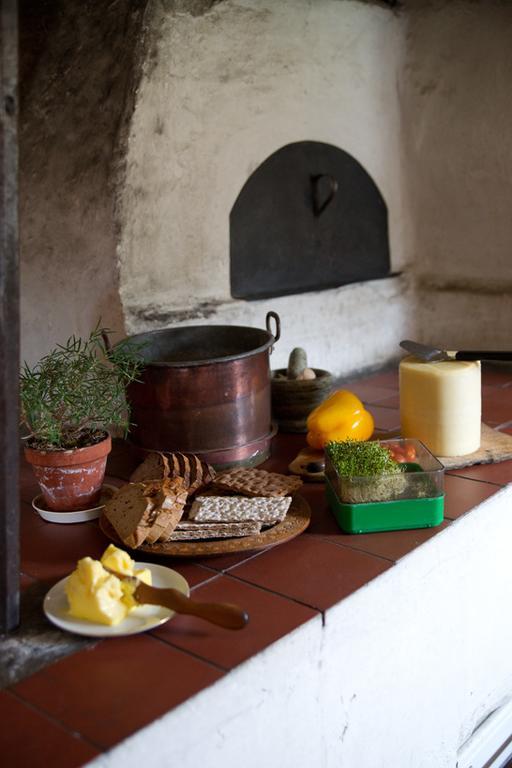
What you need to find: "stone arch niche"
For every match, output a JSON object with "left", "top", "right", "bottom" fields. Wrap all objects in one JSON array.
[{"left": 230, "top": 141, "right": 391, "bottom": 300}]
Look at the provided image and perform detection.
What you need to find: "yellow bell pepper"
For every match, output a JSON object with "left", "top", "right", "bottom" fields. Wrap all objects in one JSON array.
[{"left": 306, "top": 389, "right": 374, "bottom": 449}]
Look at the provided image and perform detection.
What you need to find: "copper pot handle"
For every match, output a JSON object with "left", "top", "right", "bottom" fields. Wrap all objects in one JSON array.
[{"left": 266, "top": 311, "right": 280, "bottom": 345}]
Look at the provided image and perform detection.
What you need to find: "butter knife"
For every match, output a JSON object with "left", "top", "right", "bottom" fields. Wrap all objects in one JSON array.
[
  {"left": 400, "top": 340, "right": 512, "bottom": 363},
  {"left": 105, "top": 567, "right": 249, "bottom": 630}
]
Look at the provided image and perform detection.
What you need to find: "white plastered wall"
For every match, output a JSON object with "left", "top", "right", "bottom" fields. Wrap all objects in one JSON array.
[
  {"left": 19, "top": 0, "right": 512, "bottom": 374},
  {"left": 401, "top": 0, "right": 512, "bottom": 349},
  {"left": 117, "top": 0, "right": 413, "bottom": 375}
]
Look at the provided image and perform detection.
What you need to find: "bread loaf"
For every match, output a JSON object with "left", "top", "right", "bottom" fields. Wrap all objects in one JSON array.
[
  {"left": 155, "top": 478, "right": 190, "bottom": 542},
  {"left": 129, "top": 452, "right": 170, "bottom": 483},
  {"left": 129, "top": 451, "right": 215, "bottom": 496},
  {"left": 166, "top": 452, "right": 216, "bottom": 495},
  {"left": 142, "top": 478, "right": 187, "bottom": 544},
  {"left": 103, "top": 483, "right": 156, "bottom": 549},
  {"left": 103, "top": 477, "right": 188, "bottom": 548}
]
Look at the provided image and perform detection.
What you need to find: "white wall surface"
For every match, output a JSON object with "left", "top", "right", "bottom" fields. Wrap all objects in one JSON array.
[
  {"left": 19, "top": 0, "right": 512, "bottom": 373},
  {"left": 86, "top": 485, "right": 512, "bottom": 768},
  {"left": 117, "top": 0, "right": 409, "bottom": 375},
  {"left": 401, "top": 0, "right": 512, "bottom": 347}
]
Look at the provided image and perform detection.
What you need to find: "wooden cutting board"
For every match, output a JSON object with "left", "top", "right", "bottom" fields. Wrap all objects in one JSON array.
[{"left": 436, "top": 423, "right": 512, "bottom": 470}]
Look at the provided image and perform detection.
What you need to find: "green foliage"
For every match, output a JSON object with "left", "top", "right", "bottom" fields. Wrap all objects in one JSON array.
[
  {"left": 326, "top": 439, "right": 407, "bottom": 504},
  {"left": 325, "top": 439, "right": 402, "bottom": 478},
  {"left": 20, "top": 327, "right": 145, "bottom": 450}
]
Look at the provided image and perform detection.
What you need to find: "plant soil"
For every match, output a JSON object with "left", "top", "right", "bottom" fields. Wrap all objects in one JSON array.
[{"left": 26, "top": 429, "right": 108, "bottom": 452}]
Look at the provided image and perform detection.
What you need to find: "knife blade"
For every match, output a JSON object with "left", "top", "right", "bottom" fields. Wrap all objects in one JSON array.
[
  {"left": 105, "top": 567, "right": 249, "bottom": 630},
  {"left": 400, "top": 340, "right": 512, "bottom": 363}
]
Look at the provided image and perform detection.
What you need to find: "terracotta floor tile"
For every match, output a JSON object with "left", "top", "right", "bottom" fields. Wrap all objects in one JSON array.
[
  {"left": 264, "top": 433, "right": 308, "bottom": 473},
  {"left": 299, "top": 480, "right": 452, "bottom": 562},
  {"left": 154, "top": 574, "right": 318, "bottom": 669},
  {"left": 195, "top": 548, "right": 270, "bottom": 573},
  {"left": 447, "top": 459, "right": 512, "bottom": 486},
  {"left": 482, "top": 387, "right": 512, "bottom": 426},
  {"left": 0, "top": 690, "right": 99, "bottom": 767},
  {"left": 13, "top": 635, "right": 223, "bottom": 749},
  {"left": 367, "top": 405, "right": 401, "bottom": 432},
  {"left": 21, "top": 518, "right": 110, "bottom": 581},
  {"left": 443, "top": 475, "right": 499, "bottom": 520},
  {"left": 315, "top": 520, "right": 450, "bottom": 563},
  {"left": 373, "top": 392, "right": 400, "bottom": 409},
  {"left": 481, "top": 364, "right": 512, "bottom": 387},
  {"left": 21, "top": 517, "right": 214, "bottom": 589},
  {"left": 337, "top": 381, "right": 399, "bottom": 405},
  {"left": 347, "top": 369, "right": 399, "bottom": 390},
  {"left": 229, "top": 535, "right": 391, "bottom": 611},
  {"left": 116, "top": 551, "right": 217, "bottom": 589}
]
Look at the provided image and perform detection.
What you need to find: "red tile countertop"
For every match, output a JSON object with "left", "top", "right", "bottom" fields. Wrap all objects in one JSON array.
[{"left": 3, "top": 364, "right": 512, "bottom": 767}]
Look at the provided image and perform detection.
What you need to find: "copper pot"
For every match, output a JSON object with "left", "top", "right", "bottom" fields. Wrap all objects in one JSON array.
[{"left": 122, "top": 312, "right": 280, "bottom": 468}]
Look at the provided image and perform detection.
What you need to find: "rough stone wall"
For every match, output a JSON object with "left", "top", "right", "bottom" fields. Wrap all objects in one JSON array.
[{"left": 19, "top": 0, "right": 148, "bottom": 365}]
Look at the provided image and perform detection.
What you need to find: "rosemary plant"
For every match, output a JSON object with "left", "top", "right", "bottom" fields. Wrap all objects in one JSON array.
[{"left": 20, "top": 327, "right": 145, "bottom": 450}]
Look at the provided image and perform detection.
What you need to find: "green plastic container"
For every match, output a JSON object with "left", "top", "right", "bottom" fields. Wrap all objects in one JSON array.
[{"left": 325, "top": 438, "right": 444, "bottom": 534}]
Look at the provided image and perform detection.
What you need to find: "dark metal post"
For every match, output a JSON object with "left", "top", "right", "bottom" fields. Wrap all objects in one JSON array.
[{"left": 0, "top": 0, "right": 19, "bottom": 633}]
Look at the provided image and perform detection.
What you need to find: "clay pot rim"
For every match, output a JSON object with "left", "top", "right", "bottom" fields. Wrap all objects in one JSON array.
[{"left": 24, "top": 432, "right": 112, "bottom": 467}]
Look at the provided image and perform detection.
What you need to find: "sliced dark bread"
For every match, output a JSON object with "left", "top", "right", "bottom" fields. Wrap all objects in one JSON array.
[
  {"left": 142, "top": 478, "right": 188, "bottom": 545},
  {"left": 166, "top": 452, "right": 216, "bottom": 496},
  {"left": 157, "top": 479, "right": 190, "bottom": 542},
  {"left": 103, "top": 483, "right": 155, "bottom": 549},
  {"left": 129, "top": 452, "right": 170, "bottom": 483}
]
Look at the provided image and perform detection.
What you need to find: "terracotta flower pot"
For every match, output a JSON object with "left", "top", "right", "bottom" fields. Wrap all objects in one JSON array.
[{"left": 24, "top": 433, "right": 112, "bottom": 512}]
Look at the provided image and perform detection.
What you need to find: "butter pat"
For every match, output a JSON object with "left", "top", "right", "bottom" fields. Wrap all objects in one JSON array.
[
  {"left": 100, "top": 543, "right": 135, "bottom": 575},
  {"left": 399, "top": 356, "right": 481, "bottom": 456},
  {"left": 65, "top": 545, "right": 153, "bottom": 626},
  {"left": 65, "top": 557, "right": 129, "bottom": 626}
]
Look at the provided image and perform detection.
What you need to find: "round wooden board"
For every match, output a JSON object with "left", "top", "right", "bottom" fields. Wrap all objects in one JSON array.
[{"left": 98, "top": 493, "right": 311, "bottom": 558}]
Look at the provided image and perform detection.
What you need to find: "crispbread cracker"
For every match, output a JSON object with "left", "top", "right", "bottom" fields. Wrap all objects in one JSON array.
[
  {"left": 189, "top": 495, "right": 292, "bottom": 525},
  {"left": 212, "top": 468, "right": 302, "bottom": 497},
  {"left": 169, "top": 520, "right": 261, "bottom": 540}
]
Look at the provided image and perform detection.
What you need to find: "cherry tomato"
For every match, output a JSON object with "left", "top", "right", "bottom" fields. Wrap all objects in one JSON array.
[{"left": 404, "top": 444, "right": 417, "bottom": 461}]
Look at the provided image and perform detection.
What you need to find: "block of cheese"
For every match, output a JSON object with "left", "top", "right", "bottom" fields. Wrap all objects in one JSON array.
[{"left": 399, "top": 355, "right": 481, "bottom": 456}]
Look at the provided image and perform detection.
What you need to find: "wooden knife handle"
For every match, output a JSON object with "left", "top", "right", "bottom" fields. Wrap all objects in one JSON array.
[
  {"left": 455, "top": 351, "right": 512, "bottom": 361},
  {"left": 137, "top": 585, "right": 249, "bottom": 630}
]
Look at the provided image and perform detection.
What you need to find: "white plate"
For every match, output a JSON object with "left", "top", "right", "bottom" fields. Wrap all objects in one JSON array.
[
  {"left": 43, "top": 562, "right": 190, "bottom": 637},
  {"left": 32, "top": 484, "right": 118, "bottom": 524}
]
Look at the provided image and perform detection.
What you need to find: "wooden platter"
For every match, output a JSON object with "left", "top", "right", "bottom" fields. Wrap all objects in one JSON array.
[
  {"left": 99, "top": 493, "right": 311, "bottom": 558},
  {"left": 437, "top": 423, "right": 512, "bottom": 470}
]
